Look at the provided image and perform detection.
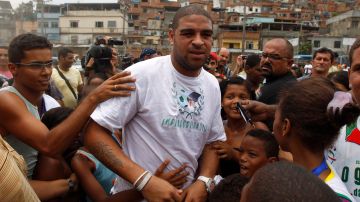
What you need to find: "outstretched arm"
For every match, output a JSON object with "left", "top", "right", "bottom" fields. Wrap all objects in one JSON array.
[
  {"left": 84, "top": 119, "right": 182, "bottom": 202},
  {"left": 0, "top": 71, "right": 135, "bottom": 157}
]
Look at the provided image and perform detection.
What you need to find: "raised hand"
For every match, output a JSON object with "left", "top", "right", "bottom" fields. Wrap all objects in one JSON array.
[
  {"left": 212, "top": 141, "right": 234, "bottom": 160},
  {"left": 154, "top": 159, "right": 189, "bottom": 189},
  {"left": 141, "top": 175, "right": 183, "bottom": 202},
  {"left": 87, "top": 71, "right": 136, "bottom": 103}
]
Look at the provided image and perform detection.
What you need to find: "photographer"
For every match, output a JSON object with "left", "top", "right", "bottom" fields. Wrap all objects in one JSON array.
[{"left": 85, "top": 36, "right": 123, "bottom": 78}]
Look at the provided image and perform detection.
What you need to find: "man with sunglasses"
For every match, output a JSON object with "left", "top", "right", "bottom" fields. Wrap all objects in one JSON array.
[
  {"left": 257, "top": 38, "right": 296, "bottom": 105},
  {"left": 0, "top": 33, "right": 135, "bottom": 200}
]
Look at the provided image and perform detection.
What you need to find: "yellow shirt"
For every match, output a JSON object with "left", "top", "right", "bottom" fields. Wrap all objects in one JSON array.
[{"left": 51, "top": 66, "right": 83, "bottom": 109}]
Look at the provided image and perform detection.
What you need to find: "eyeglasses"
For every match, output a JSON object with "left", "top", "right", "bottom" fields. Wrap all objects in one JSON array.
[
  {"left": 261, "top": 52, "right": 290, "bottom": 61},
  {"left": 15, "top": 60, "right": 53, "bottom": 69}
]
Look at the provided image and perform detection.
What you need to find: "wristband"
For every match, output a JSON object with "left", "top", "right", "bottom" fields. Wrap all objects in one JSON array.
[
  {"left": 136, "top": 172, "right": 152, "bottom": 191},
  {"left": 67, "top": 178, "right": 75, "bottom": 193},
  {"left": 133, "top": 170, "right": 149, "bottom": 187}
]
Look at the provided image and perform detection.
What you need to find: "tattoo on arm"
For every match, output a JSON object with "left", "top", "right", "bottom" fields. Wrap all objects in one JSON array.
[{"left": 89, "top": 141, "right": 124, "bottom": 170}]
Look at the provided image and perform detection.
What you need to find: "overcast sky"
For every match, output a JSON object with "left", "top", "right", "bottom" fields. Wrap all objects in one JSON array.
[{"left": 10, "top": 0, "right": 119, "bottom": 9}]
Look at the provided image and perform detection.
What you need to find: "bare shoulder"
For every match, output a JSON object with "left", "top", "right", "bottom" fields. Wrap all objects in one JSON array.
[
  {"left": 0, "top": 91, "right": 29, "bottom": 114},
  {"left": 0, "top": 91, "right": 34, "bottom": 135},
  {"left": 254, "top": 122, "right": 269, "bottom": 131}
]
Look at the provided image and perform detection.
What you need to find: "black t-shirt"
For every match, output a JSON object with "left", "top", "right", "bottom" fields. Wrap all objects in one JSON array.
[{"left": 258, "top": 72, "right": 296, "bottom": 105}]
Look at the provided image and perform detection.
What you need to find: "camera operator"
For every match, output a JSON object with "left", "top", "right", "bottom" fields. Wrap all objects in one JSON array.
[{"left": 85, "top": 36, "right": 123, "bottom": 78}]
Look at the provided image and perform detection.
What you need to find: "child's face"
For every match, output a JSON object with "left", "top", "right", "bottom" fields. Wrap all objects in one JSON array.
[
  {"left": 222, "top": 84, "right": 250, "bottom": 120},
  {"left": 237, "top": 135, "right": 270, "bottom": 178}
]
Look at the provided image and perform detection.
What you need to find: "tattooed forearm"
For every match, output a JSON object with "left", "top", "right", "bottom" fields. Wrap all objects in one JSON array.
[{"left": 89, "top": 141, "right": 124, "bottom": 170}]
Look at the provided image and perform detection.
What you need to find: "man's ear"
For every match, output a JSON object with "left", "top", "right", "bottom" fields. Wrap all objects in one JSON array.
[
  {"left": 287, "top": 59, "right": 294, "bottom": 69},
  {"left": 168, "top": 28, "right": 175, "bottom": 45},
  {"left": 8, "top": 63, "right": 17, "bottom": 76}
]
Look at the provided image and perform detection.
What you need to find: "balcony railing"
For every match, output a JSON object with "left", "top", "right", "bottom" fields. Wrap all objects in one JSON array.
[{"left": 60, "top": 27, "right": 126, "bottom": 34}]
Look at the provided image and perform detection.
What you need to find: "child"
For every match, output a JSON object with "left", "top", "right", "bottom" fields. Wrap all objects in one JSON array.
[
  {"left": 208, "top": 173, "right": 249, "bottom": 202},
  {"left": 273, "top": 78, "right": 358, "bottom": 201},
  {"left": 240, "top": 161, "right": 340, "bottom": 202},
  {"left": 214, "top": 77, "right": 268, "bottom": 177},
  {"left": 235, "top": 129, "right": 279, "bottom": 178}
]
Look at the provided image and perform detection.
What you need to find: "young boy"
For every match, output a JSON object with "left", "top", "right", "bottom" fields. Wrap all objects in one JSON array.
[{"left": 235, "top": 129, "right": 279, "bottom": 178}]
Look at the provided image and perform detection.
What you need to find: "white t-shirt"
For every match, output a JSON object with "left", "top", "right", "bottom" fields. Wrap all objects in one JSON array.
[
  {"left": 91, "top": 55, "right": 226, "bottom": 193},
  {"left": 327, "top": 116, "right": 360, "bottom": 201},
  {"left": 325, "top": 162, "right": 355, "bottom": 201},
  {"left": 43, "top": 94, "right": 60, "bottom": 111}
]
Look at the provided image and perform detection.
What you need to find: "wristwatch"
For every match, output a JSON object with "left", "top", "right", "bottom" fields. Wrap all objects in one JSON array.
[
  {"left": 197, "top": 176, "right": 215, "bottom": 193},
  {"left": 68, "top": 178, "right": 75, "bottom": 193}
]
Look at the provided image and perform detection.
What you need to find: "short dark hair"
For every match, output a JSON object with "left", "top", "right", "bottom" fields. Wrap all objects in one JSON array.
[
  {"left": 209, "top": 174, "right": 249, "bottom": 202},
  {"left": 349, "top": 38, "right": 360, "bottom": 66},
  {"left": 278, "top": 77, "right": 360, "bottom": 153},
  {"left": 171, "top": 4, "right": 212, "bottom": 29},
  {"left": 246, "top": 129, "right": 279, "bottom": 158},
  {"left": 58, "top": 47, "right": 74, "bottom": 59},
  {"left": 8, "top": 33, "right": 52, "bottom": 63},
  {"left": 327, "top": 70, "right": 350, "bottom": 91},
  {"left": 245, "top": 54, "right": 260, "bottom": 69},
  {"left": 41, "top": 107, "right": 73, "bottom": 129},
  {"left": 313, "top": 47, "right": 335, "bottom": 63},
  {"left": 219, "top": 77, "right": 253, "bottom": 100},
  {"left": 244, "top": 161, "right": 340, "bottom": 202}
]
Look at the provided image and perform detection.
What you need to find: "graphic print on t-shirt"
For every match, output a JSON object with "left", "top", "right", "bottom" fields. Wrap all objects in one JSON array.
[
  {"left": 345, "top": 122, "right": 360, "bottom": 145},
  {"left": 172, "top": 81, "right": 204, "bottom": 119},
  {"left": 161, "top": 81, "right": 207, "bottom": 132}
]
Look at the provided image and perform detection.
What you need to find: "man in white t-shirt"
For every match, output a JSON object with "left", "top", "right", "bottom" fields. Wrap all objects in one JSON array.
[
  {"left": 84, "top": 5, "right": 226, "bottom": 202},
  {"left": 327, "top": 38, "right": 360, "bottom": 201}
]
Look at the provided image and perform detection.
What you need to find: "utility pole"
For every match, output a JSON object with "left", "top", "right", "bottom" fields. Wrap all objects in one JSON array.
[
  {"left": 120, "top": 0, "right": 128, "bottom": 54},
  {"left": 241, "top": 0, "right": 246, "bottom": 54}
]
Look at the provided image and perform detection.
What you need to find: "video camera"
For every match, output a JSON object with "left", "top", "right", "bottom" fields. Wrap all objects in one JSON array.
[
  {"left": 95, "top": 36, "right": 124, "bottom": 46},
  {"left": 85, "top": 36, "right": 124, "bottom": 75}
]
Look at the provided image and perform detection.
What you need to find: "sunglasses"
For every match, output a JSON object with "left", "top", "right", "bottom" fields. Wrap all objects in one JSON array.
[
  {"left": 15, "top": 60, "right": 53, "bottom": 69},
  {"left": 261, "top": 52, "right": 290, "bottom": 61}
]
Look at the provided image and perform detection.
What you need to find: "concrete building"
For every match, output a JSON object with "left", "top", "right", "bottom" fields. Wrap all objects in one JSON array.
[
  {"left": 36, "top": 4, "right": 61, "bottom": 43},
  {"left": 0, "top": 1, "right": 15, "bottom": 44},
  {"left": 59, "top": 3, "right": 127, "bottom": 48},
  {"left": 326, "top": 9, "right": 360, "bottom": 37}
]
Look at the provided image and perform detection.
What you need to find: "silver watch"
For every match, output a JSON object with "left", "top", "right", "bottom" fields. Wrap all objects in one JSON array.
[{"left": 197, "top": 176, "right": 215, "bottom": 193}]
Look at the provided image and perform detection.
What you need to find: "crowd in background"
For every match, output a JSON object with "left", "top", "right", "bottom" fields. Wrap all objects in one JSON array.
[{"left": 0, "top": 4, "right": 360, "bottom": 202}]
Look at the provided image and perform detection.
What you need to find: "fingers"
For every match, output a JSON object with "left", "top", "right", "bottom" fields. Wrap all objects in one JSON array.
[
  {"left": 171, "top": 189, "right": 182, "bottom": 202},
  {"left": 168, "top": 163, "right": 188, "bottom": 176},
  {"left": 108, "top": 71, "right": 132, "bottom": 81},
  {"left": 169, "top": 172, "right": 189, "bottom": 187},
  {"left": 155, "top": 159, "right": 171, "bottom": 176}
]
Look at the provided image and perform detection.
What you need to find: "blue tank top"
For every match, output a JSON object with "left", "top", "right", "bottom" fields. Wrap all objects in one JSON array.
[
  {"left": 1, "top": 86, "right": 40, "bottom": 179},
  {"left": 76, "top": 149, "right": 116, "bottom": 200}
]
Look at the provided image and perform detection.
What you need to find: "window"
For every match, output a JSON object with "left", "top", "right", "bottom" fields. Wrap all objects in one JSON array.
[
  {"left": 108, "top": 21, "right": 116, "bottom": 28},
  {"left": 249, "top": 7, "right": 253, "bottom": 11},
  {"left": 41, "top": 22, "right": 49, "bottom": 28},
  {"left": 246, "top": 41, "right": 254, "bottom": 50},
  {"left": 51, "top": 22, "right": 58, "bottom": 28},
  {"left": 314, "top": 40, "right": 320, "bottom": 48},
  {"left": 95, "top": 21, "right": 104, "bottom": 28},
  {"left": 229, "top": 43, "right": 234, "bottom": 49},
  {"left": 351, "top": 21, "right": 359, "bottom": 28},
  {"left": 334, "top": 41, "right": 341, "bottom": 48},
  {"left": 70, "top": 21, "right": 78, "bottom": 28},
  {"left": 70, "top": 35, "right": 78, "bottom": 44}
]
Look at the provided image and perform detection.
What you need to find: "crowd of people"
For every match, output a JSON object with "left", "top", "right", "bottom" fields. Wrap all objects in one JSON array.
[{"left": 0, "top": 4, "right": 359, "bottom": 202}]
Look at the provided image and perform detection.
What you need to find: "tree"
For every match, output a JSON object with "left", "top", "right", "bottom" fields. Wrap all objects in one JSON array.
[{"left": 299, "top": 40, "right": 312, "bottom": 55}]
